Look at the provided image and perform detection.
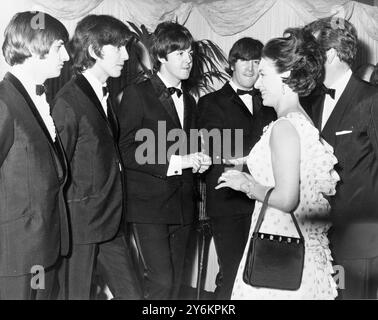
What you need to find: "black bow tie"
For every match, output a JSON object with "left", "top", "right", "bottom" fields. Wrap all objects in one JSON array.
[
  {"left": 168, "top": 87, "right": 183, "bottom": 98},
  {"left": 237, "top": 89, "right": 258, "bottom": 97},
  {"left": 36, "top": 84, "right": 46, "bottom": 96},
  {"left": 102, "top": 86, "right": 109, "bottom": 97},
  {"left": 321, "top": 85, "right": 336, "bottom": 99}
]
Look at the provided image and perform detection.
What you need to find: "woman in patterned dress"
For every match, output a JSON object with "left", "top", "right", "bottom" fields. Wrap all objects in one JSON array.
[{"left": 216, "top": 28, "right": 340, "bottom": 299}]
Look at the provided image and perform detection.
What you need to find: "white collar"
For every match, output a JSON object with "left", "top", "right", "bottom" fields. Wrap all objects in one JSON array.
[
  {"left": 328, "top": 69, "right": 352, "bottom": 101},
  {"left": 229, "top": 80, "right": 254, "bottom": 93},
  {"left": 157, "top": 72, "right": 182, "bottom": 91},
  {"left": 82, "top": 69, "right": 108, "bottom": 102},
  {"left": 10, "top": 67, "right": 44, "bottom": 98}
]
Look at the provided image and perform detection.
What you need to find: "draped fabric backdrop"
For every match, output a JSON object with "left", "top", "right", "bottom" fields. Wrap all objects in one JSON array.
[
  {"left": 1, "top": 0, "right": 378, "bottom": 291},
  {"left": 1, "top": 0, "right": 378, "bottom": 80}
]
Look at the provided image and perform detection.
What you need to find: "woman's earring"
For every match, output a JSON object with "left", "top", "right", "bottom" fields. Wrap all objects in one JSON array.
[{"left": 282, "top": 84, "right": 286, "bottom": 95}]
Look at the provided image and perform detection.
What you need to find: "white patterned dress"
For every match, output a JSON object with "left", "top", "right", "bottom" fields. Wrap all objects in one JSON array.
[{"left": 231, "top": 112, "right": 339, "bottom": 300}]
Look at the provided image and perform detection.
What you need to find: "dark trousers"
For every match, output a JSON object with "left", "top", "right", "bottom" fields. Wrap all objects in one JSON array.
[
  {"left": 0, "top": 263, "right": 60, "bottom": 300},
  {"left": 60, "top": 235, "right": 141, "bottom": 300},
  {"left": 337, "top": 256, "right": 378, "bottom": 299},
  {"left": 210, "top": 213, "right": 252, "bottom": 300},
  {"left": 131, "top": 223, "right": 192, "bottom": 300}
]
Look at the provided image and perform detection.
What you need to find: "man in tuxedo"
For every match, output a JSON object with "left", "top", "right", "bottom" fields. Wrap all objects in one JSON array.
[
  {"left": 197, "top": 37, "right": 276, "bottom": 299},
  {"left": 303, "top": 17, "right": 378, "bottom": 299},
  {"left": 118, "top": 21, "right": 211, "bottom": 300},
  {"left": 52, "top": 15, "right": 140, "bottom": 300},
  {"left": 0, "top": 11, "right": 70, "bottom": 300}
]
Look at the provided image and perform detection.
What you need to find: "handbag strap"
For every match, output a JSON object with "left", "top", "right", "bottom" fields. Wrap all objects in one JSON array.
[{"left": 253, "top": 188, "right": 304, "bottom": 241}]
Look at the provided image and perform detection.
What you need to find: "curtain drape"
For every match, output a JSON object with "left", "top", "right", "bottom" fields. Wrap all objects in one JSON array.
[
  {"left": 28, "top": 0, "right": 378, "bottom": 39},
  {"left": 1, "top": 0, "right": 378, "bottom": 80}
]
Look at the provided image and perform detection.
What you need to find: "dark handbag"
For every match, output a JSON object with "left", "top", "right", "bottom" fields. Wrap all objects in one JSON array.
[{"left": 243, "top": 188, "right": 305, "bottom": 290}]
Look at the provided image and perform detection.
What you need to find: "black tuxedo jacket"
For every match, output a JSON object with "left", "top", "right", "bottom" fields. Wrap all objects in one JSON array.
[
  {"left": 52, "top": 74, "right": 124, "bottom": 245},
  {"left": 197, "top": 82, "right": 276, "bottom": 218},
  {"left": 0, "top": 72, "right": 69, "bottom": 276},
  {"left": 301, "top": 74, "right": 378, "bottom": 259},
  {"left": 117, "top": 74, "right": 197, "bottom": 225}
]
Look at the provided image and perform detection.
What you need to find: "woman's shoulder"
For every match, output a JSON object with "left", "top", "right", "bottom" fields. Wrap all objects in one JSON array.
[{"left": 273, "top": 112, "right": 318, "bottom": 140}]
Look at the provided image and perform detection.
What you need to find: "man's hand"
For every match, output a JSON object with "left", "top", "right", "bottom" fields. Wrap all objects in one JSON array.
[
  {"left": 181, "top": 152, "right": 212, "bottom": 173},
  {"left": 197, "top": 152, "right": 212, "bottom": 174}
]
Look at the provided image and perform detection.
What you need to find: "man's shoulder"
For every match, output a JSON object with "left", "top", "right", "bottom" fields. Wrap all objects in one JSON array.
[
  {"left": 53, "top": 77, "right": 87, "bottom": 113},
  {"left": 55, "top": 77, "right": 80, "bottom": 99},
  {"left": 0, "top": 78, "right": 21, "bottom": 107},
  {"left": 198, "top": 84, "right": 231, "bottom": 104}
]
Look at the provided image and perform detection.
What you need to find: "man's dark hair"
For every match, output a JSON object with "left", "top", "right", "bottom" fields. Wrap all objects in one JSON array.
[
  {"left": 2, "top": 11, "right": 69, "bottom": 66},
  {"left": 225, "top": 37, "right": 263, "bottom": 76},
  {"left": 150, "top": 21, "right": 194, "bottom": 72},
  {"left": 70, "top": 15, "right": 134, "bottom": 74},
  {"left": 263, "top": 28, "right": 324, "bottom": 97},
  {"left": 304, "top": 17, "right": 358, "bottom": 67}
]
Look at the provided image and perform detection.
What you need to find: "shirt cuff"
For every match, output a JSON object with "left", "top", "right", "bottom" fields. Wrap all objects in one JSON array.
[{"left": 167, "top": 155, "right": 182, "bottom": 176}]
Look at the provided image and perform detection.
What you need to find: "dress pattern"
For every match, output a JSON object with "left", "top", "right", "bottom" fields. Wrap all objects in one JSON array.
[{"left": 231, "top": 112, "right": 339, "bottom": 300}]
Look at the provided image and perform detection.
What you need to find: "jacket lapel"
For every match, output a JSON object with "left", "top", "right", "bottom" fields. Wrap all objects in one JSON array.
[
  {"left": 75, "top": 74, "right": 116, "bottom": 138},
  {"left": 322, "top": 75, "right": 359, "bottom": 146},
  {"left": 151, "top": 74, "right": 182, "bottom": 128},
  {"left": 183, "top": 92, "right": 193, "bottom": 132},
  {"left": 252, "top": 92, "right": 262, "bottom": 115},
  {"left": 5, "top": 73, "right": 56, "bottom": 147},
  {"left": 107, "top": 99, "right": 119, "bottom": 140},
  {"left": 4, "top": 72, "right": 66, "bottom": 181},
  {"left": 224, "top": 83, "right": 254, "bottom": 119}
]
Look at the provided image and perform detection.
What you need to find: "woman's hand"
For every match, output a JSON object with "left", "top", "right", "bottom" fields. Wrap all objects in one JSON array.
[{"left": 215, "top": 170, "right": 249, "bottom": 191}]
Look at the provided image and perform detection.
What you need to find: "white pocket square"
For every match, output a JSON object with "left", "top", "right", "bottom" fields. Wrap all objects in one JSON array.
[{"left": 335, "top": 130, "right": 353, "bottom": 136}]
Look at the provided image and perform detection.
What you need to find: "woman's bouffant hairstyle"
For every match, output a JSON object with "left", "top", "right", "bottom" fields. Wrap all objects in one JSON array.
[
  {"left": 150, "top": 21, "right": 194, "bottom": 72},
  {"left": 304, "top": 17, "right": 357, "bottom": 67},
  {"left": 225, "top": 37, "right": 263, "bottom": 76},
  {"left": 262, "top": 28, "right": 324, "bottom": 97},
  {"left": 70, "top": 15, "right": 134, "bottom": 74},
  {"left": 2, "top": 11, "right": 69, "bottom": 66}
]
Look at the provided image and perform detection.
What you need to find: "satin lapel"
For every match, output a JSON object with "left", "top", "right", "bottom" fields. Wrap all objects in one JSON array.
[
  {"left": 183, "top": 92, "right": 193, "bottom": 132},
  {"left": 5, "top": 72, "right": 56, "bottom": 148},
  {"left": 322, "top": 75, "right": 359, "bottom": 146},
  {"left": 151, "top": 74, "right": 182, "bottom": 128},
  {"left": 313, "top": 95, "right": 325, "bottom": 131},
  {"left": 224, "top": 83, "right": 254, "bottom": 119},
  {"left": 107, "top": 99, "right": 119, "bottom": 139},
  {"left": 252, "top": 92, "right": 262, "bottom": 116},
  {"left": 75, "top": 74, "right": 115, "bottom": 138},
  {"left": 54, "top": 133, "right": 68, "bottom": 183},
  {"left": 4, "top": 72, "right": 65, "bottom": 180}
]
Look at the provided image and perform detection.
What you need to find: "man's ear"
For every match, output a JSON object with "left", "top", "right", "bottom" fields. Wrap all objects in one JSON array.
[
  {"left": 88, "top": 44, "right": 99, "bottom": 60},
  {"left": 326, "top": 48, "right": 337, "bottom": 64},
  {"left": 158, "top": 55, "right": 167, "bottom": 65}
]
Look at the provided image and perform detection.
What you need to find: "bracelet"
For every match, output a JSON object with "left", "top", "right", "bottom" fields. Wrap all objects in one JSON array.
[{"left": 240, "top": 181, "right": 255, "bottom": 199}]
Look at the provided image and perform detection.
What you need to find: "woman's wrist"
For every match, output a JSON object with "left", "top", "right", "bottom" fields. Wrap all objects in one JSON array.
[{"left": 240, "top": 178, "right": 271, "bottom": 201}]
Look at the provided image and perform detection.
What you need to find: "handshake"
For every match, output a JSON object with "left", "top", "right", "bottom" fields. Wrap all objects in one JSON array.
[{"left": 181, "top": 152, "right": 212, "bottom": 174}]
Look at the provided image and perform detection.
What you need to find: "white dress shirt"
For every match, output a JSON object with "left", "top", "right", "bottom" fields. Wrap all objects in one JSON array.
[
  {"left": 157, "top": 72, "right": 184, "bottom": 127},
  {"left": 10, "top": 68, "right": 56, "bottom": 142},
  {"left": 321, "top": 69, "right": 352, "bottom": 130},
  {"left": 82, "top": 70, "right": 109, "bottom": 116},
  {"left": 157, "top": 72, "right": 185, "bottom": 177},
  {"left": 229, "top": 80, "right": 254, "bottom": 115}
]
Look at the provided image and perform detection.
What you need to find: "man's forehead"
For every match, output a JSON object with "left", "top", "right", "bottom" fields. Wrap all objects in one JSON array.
[{"left": 237, "top": 58, "right": 260, "bottom": 62}]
